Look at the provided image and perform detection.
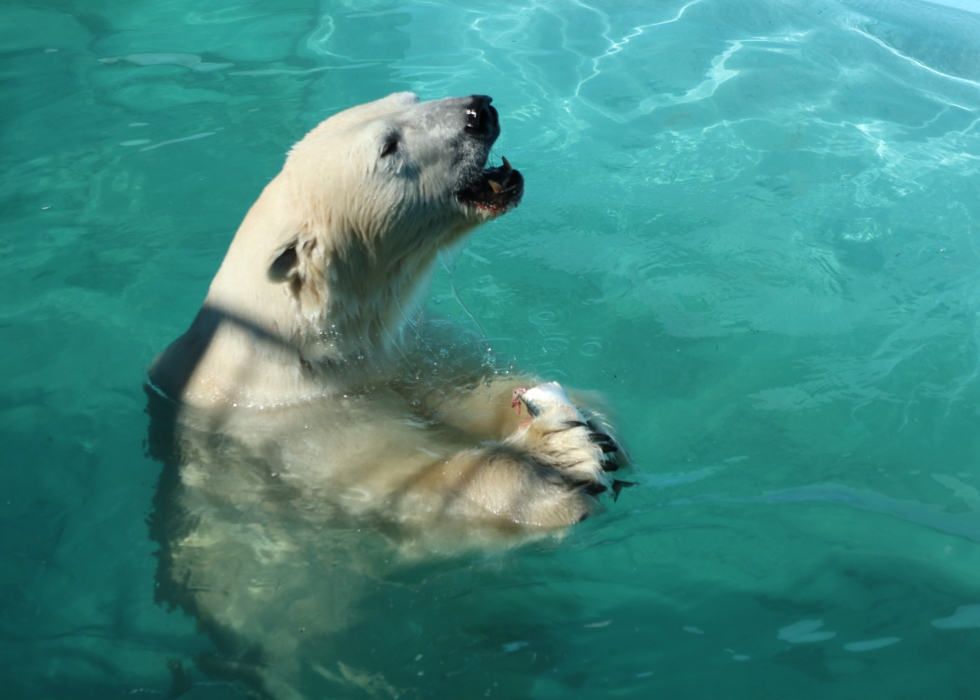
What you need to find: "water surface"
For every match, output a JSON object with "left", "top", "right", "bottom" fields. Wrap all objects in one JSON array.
[{"left": 2, "top": 0, "right": 980, "bottom": 697}]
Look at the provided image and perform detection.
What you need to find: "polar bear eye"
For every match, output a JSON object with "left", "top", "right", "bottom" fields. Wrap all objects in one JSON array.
[{"left": 380, "top": 137, "right": 399, "bottom": 158}]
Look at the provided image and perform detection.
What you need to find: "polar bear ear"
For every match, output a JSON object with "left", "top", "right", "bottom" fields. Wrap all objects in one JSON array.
[{"left": 268, "top": 241, "right": 299, "bottom": 283}]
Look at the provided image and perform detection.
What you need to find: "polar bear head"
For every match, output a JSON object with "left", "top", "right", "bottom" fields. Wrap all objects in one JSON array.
[{"left": 151, "top": 93, "right": 523, "bottom": 406}]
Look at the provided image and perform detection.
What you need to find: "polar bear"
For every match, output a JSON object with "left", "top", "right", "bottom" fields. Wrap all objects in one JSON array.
[{"left": 147, "top": 93, "right": 627, "bottom": 697}]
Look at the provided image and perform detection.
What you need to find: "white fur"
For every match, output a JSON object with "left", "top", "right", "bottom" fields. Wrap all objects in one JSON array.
[
  {"left": 148, "top": 93, "right": 626, "bottom": 699},
  {"left": 151, "top": 92, "right": 500, "bottom": 407}
]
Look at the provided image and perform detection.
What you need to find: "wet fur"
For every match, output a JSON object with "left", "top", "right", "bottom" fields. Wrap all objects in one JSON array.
[{"left": 147, "top": 93, "right": 626, "bottom": 698}]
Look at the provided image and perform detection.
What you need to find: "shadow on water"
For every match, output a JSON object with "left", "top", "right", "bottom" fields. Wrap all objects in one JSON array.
[{"left": 144, "top": 303, "right": 282, "bottom": 695}]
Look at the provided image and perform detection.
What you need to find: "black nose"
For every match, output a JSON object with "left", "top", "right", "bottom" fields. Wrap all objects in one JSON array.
[{"left": 464, "top": 95, "right": 498, "bottom": 136}]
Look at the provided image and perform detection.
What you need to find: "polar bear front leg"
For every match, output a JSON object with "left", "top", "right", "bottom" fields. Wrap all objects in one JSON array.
[
  {"left": 412, "top": 374, "right": 529, "bottom": 440},
  {"left": 393, "top": 382, "right": 626, "bottom": 529}
]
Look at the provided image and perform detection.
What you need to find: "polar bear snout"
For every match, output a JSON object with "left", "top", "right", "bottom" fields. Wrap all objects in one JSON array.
[
  {"left": 463, "top": 95, "right": 499, "bottom": 139},
  {"left": 450, "top": 96, "right": 523, "bottom": 217}
]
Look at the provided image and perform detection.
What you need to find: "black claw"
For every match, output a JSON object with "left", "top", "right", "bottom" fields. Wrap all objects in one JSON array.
[
  {"left": 585, "top": 421, "right": 618, "bottom": 445},
  {"left": 587, "top": 430, "right": 618, "bottom": 451},
  {"left": 581, "top": 482, "right": 609, "bottom": 496},
  {"left": 598, "top": 442, "right": 620, "bottom": 455},
  {"left": 611, "top": 479, "right": 636, "bottom": 500},
  {"left": 600, "top": 459, "right": 620, "bottom": 472}
]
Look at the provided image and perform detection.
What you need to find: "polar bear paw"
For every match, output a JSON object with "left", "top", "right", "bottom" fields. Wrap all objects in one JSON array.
[{"left": 509, "top": 382, "right": 629, "bottom": 501}]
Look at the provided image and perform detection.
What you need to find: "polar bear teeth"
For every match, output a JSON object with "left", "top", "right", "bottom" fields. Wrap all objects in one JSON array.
[
  {"left": 456, "top": 155, "right": 524, "bottom": 214},
  {"left": 488, "top": 155, "right": 515, "bottom": 193}
]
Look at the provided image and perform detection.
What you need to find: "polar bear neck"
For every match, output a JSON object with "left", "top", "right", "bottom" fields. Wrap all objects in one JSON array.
[
  {"left": 322, "top": 238, "right": 440, "bottom": 358},
  {"left": 175, "top": 177, "right": 457, "bottom": 406}
]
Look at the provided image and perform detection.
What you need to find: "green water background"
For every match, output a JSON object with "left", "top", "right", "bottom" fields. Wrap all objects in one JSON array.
[{"left": 2, "top": 0, "right": 980, "bottom": 697}]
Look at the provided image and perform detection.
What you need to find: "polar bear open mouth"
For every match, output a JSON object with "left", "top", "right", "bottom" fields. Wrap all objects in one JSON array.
[{"left": 456, "top": 156, "right": 524, "bottom": 215}]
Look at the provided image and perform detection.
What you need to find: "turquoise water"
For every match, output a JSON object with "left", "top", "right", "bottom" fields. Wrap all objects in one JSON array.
[{"left": 3, "top": 0, "right": 980, "bottom": 696}]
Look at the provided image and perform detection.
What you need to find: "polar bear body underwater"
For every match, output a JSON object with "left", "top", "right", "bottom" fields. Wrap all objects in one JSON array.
[{"left": 147, "top": 93, "right": 626, "bottom": 697}]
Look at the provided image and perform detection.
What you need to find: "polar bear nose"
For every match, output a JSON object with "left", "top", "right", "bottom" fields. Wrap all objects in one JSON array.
[{"left": 464, "top": 95, "right": 498, "bottom": 137}]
